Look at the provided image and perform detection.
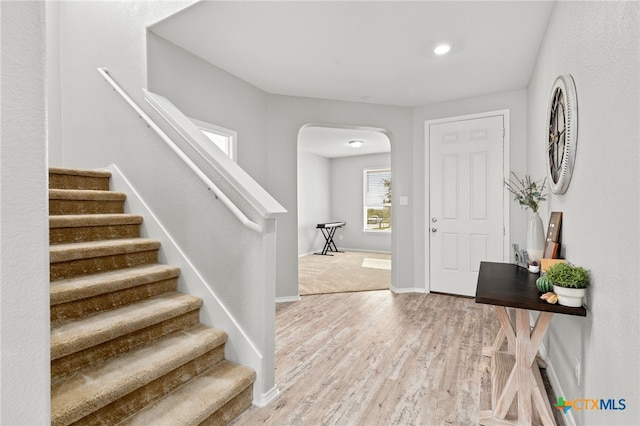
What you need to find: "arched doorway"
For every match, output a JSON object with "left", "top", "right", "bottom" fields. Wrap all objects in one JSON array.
[{"left": 296, "top": 124, "right": 392, "bottom": 295}]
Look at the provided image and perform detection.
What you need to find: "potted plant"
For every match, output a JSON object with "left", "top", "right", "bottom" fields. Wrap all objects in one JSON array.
[
  {"left": 545, "top": 262, "right": 589, "bottom": 307},
  {"left": 504, "top": 173, "right": 547, "bottom": 261}
]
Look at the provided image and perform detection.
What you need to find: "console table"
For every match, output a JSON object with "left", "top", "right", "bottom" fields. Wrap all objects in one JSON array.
[{"left": 475, "top": 262, "right": 586, "bottom": 426}]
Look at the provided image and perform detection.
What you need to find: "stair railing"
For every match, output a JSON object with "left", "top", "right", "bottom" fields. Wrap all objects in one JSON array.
[{"left": 97, "top": 67, "right": 279, "bottom": 233}]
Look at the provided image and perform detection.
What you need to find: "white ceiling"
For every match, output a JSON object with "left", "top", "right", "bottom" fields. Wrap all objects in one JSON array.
[
  {"left": 150, "top": 1, "right": 554, "bottom": 107},
  {"left": 298, "top": 125, "right": 390, "bottom": 158},
  {"left": 150, "top": 1, "right": 554, "bottom": 157}
]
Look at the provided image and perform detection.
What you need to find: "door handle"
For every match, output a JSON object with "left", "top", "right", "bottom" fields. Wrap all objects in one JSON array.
[{"left": 431, "top": 227, "right": 438, "bottom": 233}]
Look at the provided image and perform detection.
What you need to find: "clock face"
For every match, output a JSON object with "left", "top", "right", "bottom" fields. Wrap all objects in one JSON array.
[{"left": 546, "top": 75, "right": 578, "bottom": 194}]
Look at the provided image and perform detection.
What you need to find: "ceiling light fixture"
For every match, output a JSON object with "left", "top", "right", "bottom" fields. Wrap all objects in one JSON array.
[
  {"left": 434, "top": 43, "right": 451, "bottom": 55},
  {"left": 349, "top": 140, "right": 364, "bottom": 148}
]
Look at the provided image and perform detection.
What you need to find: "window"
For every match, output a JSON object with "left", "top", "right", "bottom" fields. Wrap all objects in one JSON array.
[
  {"left": 363, "top": 168, "right": 391, "bottom": 232},
  {"left": 190, "top": 117, "right": 237, "bottom": 161}
]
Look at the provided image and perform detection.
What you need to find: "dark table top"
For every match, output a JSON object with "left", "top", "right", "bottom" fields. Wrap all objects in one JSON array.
[{"left": 475, "top": 261, "right": 587, "bottom": 316}]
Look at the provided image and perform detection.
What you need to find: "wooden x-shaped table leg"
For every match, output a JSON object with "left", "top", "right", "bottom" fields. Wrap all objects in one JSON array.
[{"left": 480, "top": 307, "right": 556, "bottom": 425}]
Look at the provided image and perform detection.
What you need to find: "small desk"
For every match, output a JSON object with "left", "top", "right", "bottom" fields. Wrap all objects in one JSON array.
[
  {"left": 475, "top": 262, "right": 586, "bottom": 426},
  {"left": 314, "top": 222, "right": 346, "bottom": 256}
]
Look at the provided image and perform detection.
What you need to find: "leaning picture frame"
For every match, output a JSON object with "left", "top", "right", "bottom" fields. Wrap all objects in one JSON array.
[
  {"left": 544, "top": 241, "right": 559, "bottom": 259},
  {"left": 547, "top": 211, "right": 563, "bottom": 242}
]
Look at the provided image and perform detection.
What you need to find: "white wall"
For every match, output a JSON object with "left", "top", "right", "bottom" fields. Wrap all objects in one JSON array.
[
  {"left": 412, "top": 89, "right": 528, "bottom": 290},
  {"left": 297, "top": 151, "right": 331, "bottom": 256},
  {"left": 147, "top": 32, "right": 270, "bottom": 187},
  {"left": 269, "top": 95, "right": 413, "bottom": 298},
  {"left": 46, "top": 0, "right": 63, "bottom": 166},
  {"left": 331, "top": 153, "right": 391, "bottom": 252},
  {"left": 0, "top": 1, "right": 51, "bottom": 423},
  {"left": 527, "top": 2, "right": 639, "bottom": 424}
]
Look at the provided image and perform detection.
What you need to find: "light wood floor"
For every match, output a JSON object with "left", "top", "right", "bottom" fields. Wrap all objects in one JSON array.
[{"left": 232, "top": 291, "right": 493, "bottom": 425}]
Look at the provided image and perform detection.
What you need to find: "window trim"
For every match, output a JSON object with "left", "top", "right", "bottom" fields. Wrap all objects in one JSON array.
[
  {"left": 362, "top": 167, "right": 392, "bottom": 234},
  {"left": 190, "top": 117, "right": 237, "bottom": 161}
]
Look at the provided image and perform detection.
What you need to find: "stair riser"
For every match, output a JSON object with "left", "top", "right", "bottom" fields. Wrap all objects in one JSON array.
[
  {"left": 65, "top": 346, "right": 226, "bottom": 426},
  {"left": 50, "top": 224, "right": 141, "bottom": 245},
  {"left": 51, "top": 310, "right": 201, "bottom": 382},
  {"left": 50, "top": 200, "right": 125, "bottom": 215},
  {"left": 50, "top": 174, "right": 110, "bottom": 191},
  {"left": 50, "top": 251, "right": 158, "bottom": 281},
  {"left": 200, "top": 386, "right": 254, "bottom": 426},
  {"left": 51, "top": 278, "right": 178, "bottom": 323}
]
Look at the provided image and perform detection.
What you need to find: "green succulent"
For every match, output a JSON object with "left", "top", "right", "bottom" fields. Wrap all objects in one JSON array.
[{"left": 545, "top": 263, "right": 589, "bottom": 289}]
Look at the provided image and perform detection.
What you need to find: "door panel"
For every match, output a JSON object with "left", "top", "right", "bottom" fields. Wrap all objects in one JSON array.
[{"left": 429, "top": 115, "right": 504, "bottom": 296}]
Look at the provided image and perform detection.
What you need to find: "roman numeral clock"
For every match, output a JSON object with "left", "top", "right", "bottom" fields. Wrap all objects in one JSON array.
[{"left": 546, "top": 74, "right": 578, "bottom": 194}]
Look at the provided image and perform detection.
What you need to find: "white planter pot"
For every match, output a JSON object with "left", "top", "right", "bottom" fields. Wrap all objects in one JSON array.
[{"left": 553, "top": 285, "right": 586, "bottom": 307}]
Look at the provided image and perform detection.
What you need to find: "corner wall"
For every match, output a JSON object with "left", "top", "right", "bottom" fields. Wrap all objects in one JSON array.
[
  {"left": 527, "top": 2, "right": 639, "bottom": 424},
  {"left": 0, "top": 1, "right": 50, "bottom": 423},
  {"left": 297, "top": 151, "right": 331, "bottom": 256}
]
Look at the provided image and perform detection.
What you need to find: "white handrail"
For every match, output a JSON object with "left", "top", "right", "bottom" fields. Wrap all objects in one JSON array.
[{"left": 97, "top": 67, "right": 262, "bottom": 233}]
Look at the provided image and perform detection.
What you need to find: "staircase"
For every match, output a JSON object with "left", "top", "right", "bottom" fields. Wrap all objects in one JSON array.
[{"left": 49, "top": 167, "right": 255, "bottom": 425}]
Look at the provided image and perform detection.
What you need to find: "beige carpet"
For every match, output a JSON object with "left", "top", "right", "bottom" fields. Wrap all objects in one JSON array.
[{"left": 298, "top": 251, "right": 391, "bottom": 295}]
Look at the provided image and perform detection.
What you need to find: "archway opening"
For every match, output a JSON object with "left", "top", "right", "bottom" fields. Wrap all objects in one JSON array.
[{"left": 296, "top": 124, "right": 392, "bottom": 295}]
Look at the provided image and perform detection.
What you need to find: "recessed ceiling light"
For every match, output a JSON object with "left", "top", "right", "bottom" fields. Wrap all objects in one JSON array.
[
  {"left": 434, "top": 44, "right": 451, "bottom": 55},
  {"left": 349, "top": 140, "right": 364, "bottom": 148}
]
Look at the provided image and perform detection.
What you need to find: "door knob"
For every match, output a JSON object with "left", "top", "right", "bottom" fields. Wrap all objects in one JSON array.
[
  {"left": 431, "top": 227, "right": 438, "bottom": 233},
  {"left": 431, "top": 217, "right": 438, "bottom": 223}
]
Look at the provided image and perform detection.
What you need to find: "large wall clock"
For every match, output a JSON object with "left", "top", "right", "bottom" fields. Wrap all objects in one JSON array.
[{"left": 546, "top": 74, "right": 578, "bottom": 194}]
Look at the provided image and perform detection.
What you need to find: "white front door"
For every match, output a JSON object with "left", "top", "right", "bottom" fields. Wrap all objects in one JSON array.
[{"left": 428, "top": 114, "right": 505, "bottom": 296}]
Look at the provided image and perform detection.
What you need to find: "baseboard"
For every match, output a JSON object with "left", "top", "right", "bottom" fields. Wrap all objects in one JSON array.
[
  {"left": 539, "top": 340, "right": 577, "bottom": 426},
  {"left": 299, "top": 249, "right": 391, "bottom": 257},
  {"left": 390, "top": 285, "right": 428, "bottom": 294},
  {"left": 340, "top": 247, "right": 392, "bottom": 254},
  {"left": 276, "top": 295, "right": 301, "bottom": 303},
  {"left": 253, "top": 385, "right": 280, "bottom": 407},
  {"left": 107, "top": 164, "right": 268, "bottom": 402}
]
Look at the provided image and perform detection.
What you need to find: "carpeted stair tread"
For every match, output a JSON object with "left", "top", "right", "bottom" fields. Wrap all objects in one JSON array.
[
  {"left": 50, "top": 238, "right": 160, "bottom": 263},
  {"left": 51, "top": 324, "right": 227, "bottom": 426},
  {"left": 51, "top": 293, "right": 202, "bottom": 360},
  {"left": 49, "top": 188, "right": 126, "bottom": 201},
  {"left": 49, "top": 167, "right": 112, "bottom": 178},
  {"left": 51, "top": 264, "right": 180, "bottom": 306},
  {"left": 118, "top": 361, "right": 255, "bottom": 426},
  {"left": 50, "top": 214, "right": 143, "bottom": 228}
]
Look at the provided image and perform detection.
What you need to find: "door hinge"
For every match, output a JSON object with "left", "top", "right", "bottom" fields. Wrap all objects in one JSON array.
[{"left": 502, "top": 128, "right": 505, "bottom": 137}]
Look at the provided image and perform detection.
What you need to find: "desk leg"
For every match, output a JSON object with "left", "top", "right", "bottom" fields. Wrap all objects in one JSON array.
[
  {"left": 483, "top": 307, "right": 517, "bottom": 357},
  {"left": 515, "top": 309, "right": 533, "bottom": 424},
  {"left": 480, "top": 309, "right": 556, "bottom": 426}
]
